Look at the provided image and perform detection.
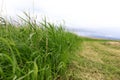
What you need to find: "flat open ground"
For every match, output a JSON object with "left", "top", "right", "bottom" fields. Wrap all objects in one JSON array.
[{"left": 68, "top": 40, "right": 120, "bottom": 80}]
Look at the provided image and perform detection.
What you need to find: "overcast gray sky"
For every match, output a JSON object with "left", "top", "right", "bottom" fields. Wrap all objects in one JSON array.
[{"left": 0, "top": 0, "right": 120, "bottom": 38}]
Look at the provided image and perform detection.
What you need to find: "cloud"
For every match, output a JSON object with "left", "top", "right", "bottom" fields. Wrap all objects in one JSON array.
[
  {"left": 38, "top": 0, "right": 120, "bottom": 28},
  {"left": 1, "top": 0, "right": 120, "bottom": 29}
]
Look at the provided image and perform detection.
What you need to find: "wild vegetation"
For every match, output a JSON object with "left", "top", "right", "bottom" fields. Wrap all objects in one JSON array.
[
  {"left": 0, "top": 16, "right": 80, "bottom": 80},
  {"left": 0, "top": 16, "right": 120, "bottom": 80}
]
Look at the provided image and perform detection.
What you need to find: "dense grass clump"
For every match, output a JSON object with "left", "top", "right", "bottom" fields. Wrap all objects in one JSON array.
[{"left": 0, "top": 18, "right": 80, "bottom": 80}]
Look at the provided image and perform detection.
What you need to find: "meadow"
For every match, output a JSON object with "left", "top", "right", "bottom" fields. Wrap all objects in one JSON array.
[
  {"left": 69, "top": 38, "right": 120, "bottom": 80},
  {"left": 0, "top": 16, "right": 120, "bottom": 80}
]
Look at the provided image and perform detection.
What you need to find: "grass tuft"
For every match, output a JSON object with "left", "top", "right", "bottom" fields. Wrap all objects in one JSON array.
[{"left": 0, "top": 16, "right": 80, "bottom": 80}]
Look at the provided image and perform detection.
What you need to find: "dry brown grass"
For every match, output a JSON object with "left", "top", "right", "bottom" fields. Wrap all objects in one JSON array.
[
  {"left": 80, "top": 42, "right": 104, "bottom": 63},
  {"left": 104, "top": 41, "right": 120, "bottom": 46},
  {"left": 69, "top": 40, "right": 120, "bottom": 80},
  {"left": 93, "top": 42, "right": 120, "bottom": 57}
]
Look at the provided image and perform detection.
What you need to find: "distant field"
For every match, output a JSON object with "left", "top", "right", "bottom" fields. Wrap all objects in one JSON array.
[{"left": 68, "top": 39, "right": 120, "bottom": 80}]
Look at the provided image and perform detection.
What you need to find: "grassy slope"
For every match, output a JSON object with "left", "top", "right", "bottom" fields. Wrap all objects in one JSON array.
[{"left": 69, "top": 38, "right": 120, "bottom": 80}]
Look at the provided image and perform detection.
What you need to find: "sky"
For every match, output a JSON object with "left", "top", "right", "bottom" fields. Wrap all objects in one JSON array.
[{"left": 0, "top": 0, "right": 120, "bottom": 38}]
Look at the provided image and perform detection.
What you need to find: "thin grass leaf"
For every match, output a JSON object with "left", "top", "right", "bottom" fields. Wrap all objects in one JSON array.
[
  {"left": 33, "top": 60, "right": 38, "bottom": 80},
  {"left": 17, "top": 70, "right": 33, "bottom": 80}
]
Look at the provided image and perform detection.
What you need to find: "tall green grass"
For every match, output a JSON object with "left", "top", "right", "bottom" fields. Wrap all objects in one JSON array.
[{"left": 0, "top": 17, "right": 80, "bottom": 80}]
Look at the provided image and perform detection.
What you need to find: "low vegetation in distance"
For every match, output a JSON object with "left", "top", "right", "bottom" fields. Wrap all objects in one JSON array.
[{"left": 0, "top": 15, "right": 120, "bottom": 80}]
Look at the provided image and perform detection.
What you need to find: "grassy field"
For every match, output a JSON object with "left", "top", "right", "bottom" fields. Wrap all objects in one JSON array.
[
  {"left": 0, "top": 17, "right": 120, "bottom": 80},
  {"left": 69, "top": 38, "right": 120, "bottom": 80}
]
